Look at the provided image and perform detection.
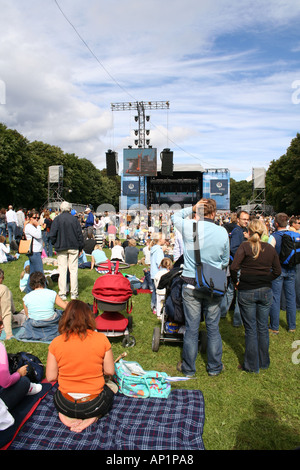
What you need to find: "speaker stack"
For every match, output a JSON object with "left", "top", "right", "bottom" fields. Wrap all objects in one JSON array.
[
  {"left": 106, "top": 150, "right": 119, "bottom": 176},
  {"left": 160, "top": 148, "right": 173, "bottom": 176}
]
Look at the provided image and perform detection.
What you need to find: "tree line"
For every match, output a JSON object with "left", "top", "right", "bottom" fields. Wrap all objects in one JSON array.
[
  {"left": 0, "top": 123, "right": 299, "bottom": 214},
  {"left": 0, "top": 122, "right": 120, "bottom": 211}
]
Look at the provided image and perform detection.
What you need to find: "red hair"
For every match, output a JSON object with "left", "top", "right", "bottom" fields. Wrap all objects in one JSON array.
[{"left": 58, "top": 300, "right": 96, "bottom": 341}]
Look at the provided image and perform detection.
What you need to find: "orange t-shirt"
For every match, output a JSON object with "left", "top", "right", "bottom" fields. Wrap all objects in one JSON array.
[{"left": 49, "top": 330, "right": 112, "bottom": 395}]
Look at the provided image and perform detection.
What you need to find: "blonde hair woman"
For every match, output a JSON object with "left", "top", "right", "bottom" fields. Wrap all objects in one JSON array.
[
  {"left": 90, "top": 244, "right": 108, "bottom": 270},
  {"left": 230, "top": 219, "right": 281, "bottom": 373}
]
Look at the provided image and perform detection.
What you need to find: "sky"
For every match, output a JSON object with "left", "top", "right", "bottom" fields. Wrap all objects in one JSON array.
[{"left": 1, "top": 0, "right": 300, "bottom": 181}]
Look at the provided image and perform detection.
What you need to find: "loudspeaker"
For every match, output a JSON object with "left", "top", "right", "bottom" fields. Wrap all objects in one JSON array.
[
  {"left": 106, "top": 150, "right": 119, "bottom": 176},
  {"left": 160, "top": 148, "right": 173, "bottom": 176}
]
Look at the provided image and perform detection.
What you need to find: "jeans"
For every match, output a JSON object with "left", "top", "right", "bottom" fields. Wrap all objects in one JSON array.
[
  {"left": 269, "top": 266, "right": 296, "bottom": 331},
  {"left": 181, "top": 284, "right": 223, "bottom": 376},
  {"left": 7, "top": 222, "right": 16, "bottom": 243},
  {"left": 238, "top": 287, "right": 273, "bottom": 373},
  {"left": 25, "top": 252, "right": 44, "bottom": 293},
  {"left": 296, "top": 264, "right": 300, "bottom": 310},
  {"left": 0, "top": 223, "right": 6, "bottom": 237},
  {"left": 141, "top": 270, "right": 154, "bottom": 291},
  {"left": 0, "top": 376, "right": 30, "bottom": 411},
  {"left": 220, "top": 279, "right": 243, "bottom": 326},
  {"left": 53, "top": 385, "right": 114, "bottom": 419}
]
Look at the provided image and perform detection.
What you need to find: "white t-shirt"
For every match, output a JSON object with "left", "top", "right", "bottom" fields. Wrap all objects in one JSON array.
[{"left": 110, "top": 245, "right": 125, "bottom": 261}]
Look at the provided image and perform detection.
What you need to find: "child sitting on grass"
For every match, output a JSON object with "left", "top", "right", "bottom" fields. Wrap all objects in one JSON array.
[{"left": 19, "top": 264, "right": 30, "bottom": 292}]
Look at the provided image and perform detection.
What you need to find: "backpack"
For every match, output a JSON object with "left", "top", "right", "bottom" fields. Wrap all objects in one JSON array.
[
  {"left": 8, "top": 352, "right": 44, "bottom": 383},
  {"left": 114, "top": 359, "right": 171, "bottom": 399},
  {"left": 92, "top": 260, "right": 133, "bottom": 314},
  {"left": 279, "top": 231, "right": 300, "bottom": 266}
]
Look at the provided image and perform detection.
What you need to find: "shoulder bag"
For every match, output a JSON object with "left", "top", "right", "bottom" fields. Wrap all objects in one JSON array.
[{"left": 193, "top": 222, "right": 227, "bottom": 297}]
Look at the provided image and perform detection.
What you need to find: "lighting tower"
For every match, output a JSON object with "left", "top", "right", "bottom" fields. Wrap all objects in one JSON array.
[{"left": 111, "top": 101, "right": 169, "bottom": 147}]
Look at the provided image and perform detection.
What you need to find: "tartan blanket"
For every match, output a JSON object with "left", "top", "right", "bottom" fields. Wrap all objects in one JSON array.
[{"left": 8, "top": 384, "right": 205, "bottom": 450}]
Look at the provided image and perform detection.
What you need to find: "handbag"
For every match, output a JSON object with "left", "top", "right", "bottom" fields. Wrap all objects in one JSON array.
[
  {"left": 18, "top": 233, "right": 33, "bottom": 255},
  {"left": 114, "top": 359, "right": 171, "bottom": 399},
  {"left": 193, "top": 222, "right": 227, "bottom": 298}
]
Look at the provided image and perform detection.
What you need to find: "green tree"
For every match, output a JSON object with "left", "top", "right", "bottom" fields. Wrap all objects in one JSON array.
[
  {"left": 230, "top": 178, "right": 253, "bottom": 211},
  {"left": 0, "top": 123, "right": 44, "bottom": 208},
  {"left": 266, "top": 133, "right": 300, "bottom": 214},
  {"left": 0, "top": 123, "right": 121, "bottom": 210}
]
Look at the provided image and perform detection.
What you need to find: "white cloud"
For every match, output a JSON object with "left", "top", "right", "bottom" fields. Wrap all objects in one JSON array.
[{"left": 0, "top": 0, "right": 300, "bottom": 178}]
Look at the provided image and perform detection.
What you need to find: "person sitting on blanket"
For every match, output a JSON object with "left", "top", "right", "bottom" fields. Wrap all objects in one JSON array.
[
  {"left": 20, "top": 272, "right": 68, "bottom": 342},
  {"left": 90, "top": 244, "right": 108, "bottom": 270},
  {"left": 46, "top": 300, "right": 115, "bottom": 433},
  {"left": 0, "top": 315, "right": 42, "bottom": 414}
]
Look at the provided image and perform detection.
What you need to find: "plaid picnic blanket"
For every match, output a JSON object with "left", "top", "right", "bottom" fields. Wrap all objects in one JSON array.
[{"left": 8, "top": 384, "right": 205, "bottom": 450}]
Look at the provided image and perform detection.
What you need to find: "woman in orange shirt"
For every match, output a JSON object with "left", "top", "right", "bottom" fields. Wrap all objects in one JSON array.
[{"left": 46, "top": 300, "right": 115, "bottom": 433}]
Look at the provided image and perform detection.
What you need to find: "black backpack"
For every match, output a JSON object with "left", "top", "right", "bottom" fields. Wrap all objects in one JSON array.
[
  {"left": 279, "top": 231, "right": 300, "bottom": 266},
  {"left": 8, "top": 352, "right": 44, "bottom": 383}
]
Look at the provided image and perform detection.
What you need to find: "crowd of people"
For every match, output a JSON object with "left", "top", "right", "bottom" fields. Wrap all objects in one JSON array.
[{"left": 0, "top": 200, "right": 299, "bottom": 433}]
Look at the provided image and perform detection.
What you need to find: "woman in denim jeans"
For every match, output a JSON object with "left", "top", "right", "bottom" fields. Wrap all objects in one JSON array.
[{"left": 230, "top": 220, "right": 281, "bottom": 373}]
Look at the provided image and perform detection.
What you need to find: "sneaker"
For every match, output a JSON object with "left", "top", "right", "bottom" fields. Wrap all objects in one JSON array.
[
  {"left": 208, "top": 365, "right": 225, "bottom": 377},
  {"left": 27, "top": 383, "right": 42, "bottom": 395},
  {"left": 60, "top": 295, "right": 67, "bottom": 301},
  {"left": 152, "top": 308, "right": 157, "bottom": 315},
  {"left": 71, "top": 296, "right": 78, "bottom": 300}
]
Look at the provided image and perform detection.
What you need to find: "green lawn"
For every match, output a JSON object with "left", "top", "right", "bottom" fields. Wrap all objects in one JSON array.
[{"left": 2, "top": 250, "right": 299, "bottom": 450}]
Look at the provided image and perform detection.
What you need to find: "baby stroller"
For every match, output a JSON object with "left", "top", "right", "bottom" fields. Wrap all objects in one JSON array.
[
  {"left": 92, "top": 260, "right": 136, "bottom": 347},
  {"left": 152, "top": 257, "right": 207, "bottom": 353}
]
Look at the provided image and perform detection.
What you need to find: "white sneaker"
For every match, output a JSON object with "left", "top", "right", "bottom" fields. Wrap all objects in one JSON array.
[{"left": 27, "top": 383, "right": 42, "bottom": 395}]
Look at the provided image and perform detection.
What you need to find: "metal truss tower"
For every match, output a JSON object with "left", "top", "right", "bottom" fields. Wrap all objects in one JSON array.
[{"left": 111, "top": 101, "right": 169, "bottom": 147}]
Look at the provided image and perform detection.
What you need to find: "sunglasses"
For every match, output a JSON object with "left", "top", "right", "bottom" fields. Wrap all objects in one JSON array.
[{"left": 32, "top": 216, "right": 40, "bottom": 220}]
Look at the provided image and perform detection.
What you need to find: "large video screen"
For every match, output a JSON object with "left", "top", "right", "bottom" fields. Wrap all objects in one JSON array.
[{"left": 123, "top": 148, "right": 157, "bottom": 176}]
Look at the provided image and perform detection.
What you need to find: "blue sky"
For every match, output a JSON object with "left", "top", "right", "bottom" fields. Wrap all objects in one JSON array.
[{"left": 0, "top": 0, "right": 300, "bottom": 181}]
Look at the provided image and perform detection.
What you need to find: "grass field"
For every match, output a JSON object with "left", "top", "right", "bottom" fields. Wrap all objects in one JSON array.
[{"left": 2, "top": 249, "right": 299, "bottom": 450}]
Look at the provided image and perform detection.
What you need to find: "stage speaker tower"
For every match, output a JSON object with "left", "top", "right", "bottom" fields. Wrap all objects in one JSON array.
[
  {"left": 106, "top": 149, "right": 119, "bottom": 176},
  {"left": 160, "top": 148, "right": 173, "bottom": 176}
]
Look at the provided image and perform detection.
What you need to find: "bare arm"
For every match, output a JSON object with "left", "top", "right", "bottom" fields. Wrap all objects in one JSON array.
[
  {"left": 55, "top": 294, "right": 68, "bottom": 310},
  {"left": 103, "top": 348, "right": 115, "bottom": 376},
  {"left": 46, "top": 351, "right": 59, "bottom": 382}
]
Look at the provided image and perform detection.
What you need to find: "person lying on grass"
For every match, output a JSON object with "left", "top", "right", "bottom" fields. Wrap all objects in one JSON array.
[{"left": 46, "top": 300, "right": 115, "bottom": 433}]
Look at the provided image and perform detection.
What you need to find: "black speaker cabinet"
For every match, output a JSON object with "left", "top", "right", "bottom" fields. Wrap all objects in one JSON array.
[
  {"left": 106, "top": 150, "right": 119, "bottom": 176},
  {"left": 160, "top": 148, "right": 173, "bottom": 176}
]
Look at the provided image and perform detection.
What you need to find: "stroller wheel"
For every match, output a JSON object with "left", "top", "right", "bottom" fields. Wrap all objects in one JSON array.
[
  {"left": 198, "top": 330, "right": 207, "bottom": 353},
  {"left": 152, "top": 327, "right": 161, "bottom": 352},
  {"left": 122, "top": 335, "right": 136, "bottom": 348}
]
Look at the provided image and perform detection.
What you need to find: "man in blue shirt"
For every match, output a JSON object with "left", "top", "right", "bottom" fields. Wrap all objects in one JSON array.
[
  {"left": 171, "top": 198, "right": 229, "bottom": 377},
  {"left": 268, "top": 213, "right": 297, "bottom": 333}
]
